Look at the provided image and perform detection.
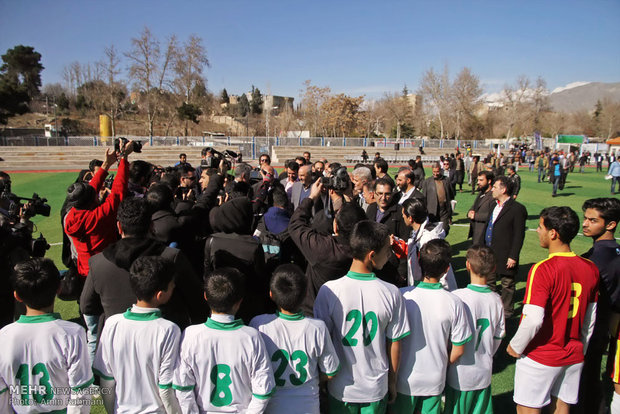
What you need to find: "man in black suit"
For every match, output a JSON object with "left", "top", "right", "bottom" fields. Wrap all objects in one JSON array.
[
  {"left": 395, "top": 168, "right": 425, "bottom": 206},
  {"left": 365, "top": 178, "right": 410, "bottom": 286},
  {"left": 484, "top": 175, "right": 527, "bottom": 317},
  {"left": 421, "top": 162, "right": 455, "bottom": 235},
  {"left": 467, "top": 170, "right": 495, "bottom": 246}
]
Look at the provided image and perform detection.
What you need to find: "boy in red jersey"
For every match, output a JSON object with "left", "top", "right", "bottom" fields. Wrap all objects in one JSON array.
[{"left": 507, "top": 206, "right": 599, "bottom": 414}]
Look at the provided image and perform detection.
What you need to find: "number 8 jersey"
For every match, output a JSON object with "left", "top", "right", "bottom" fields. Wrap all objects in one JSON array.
[{"left": 522, "top": 252, "right": 600, "bottom": 366}]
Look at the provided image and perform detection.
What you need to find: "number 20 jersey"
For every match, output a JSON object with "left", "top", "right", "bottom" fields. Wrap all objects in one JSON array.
[{"left": 522, "top": 252, "right": 599, "bottom": 367}]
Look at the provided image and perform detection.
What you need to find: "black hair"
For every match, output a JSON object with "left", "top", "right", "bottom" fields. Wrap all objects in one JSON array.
[
  {"left": 270, "top": 264, "right": 306, "bottom": 313},
  {"left": 160, "top": 171, "right": 180, "bottom": 191},
  {"left": 287, "top": 161, "right": 299, "bottom": 172},
  {"left": 65, "top": 182, "right": 96, "bottom": 209},
  {"left": 146, "top": 184, "right": 174, "bottom": 212},
  {"left": 201, "top": 147, "right": 213, "bottom": 157},
  {"left": 259, "top": 153, "right": 271, "bottom": 163},
  {"left": 129, "top": 256, "right": 175, "bottom": 301},
  {"left": 350, "top": 220, "right": 389, "bottom": 261},
  {"left": 272, "top": 187, "right": 289, "bottom": 209},
  {"left": 374, "top": 177, "right": 393, "bottom": 192},
  {"left": 179, "top": 165, "right": 196, "bottom": 177},
  {"left": 117, "top": 197, "right": 151, "bottom": 237},
  {"left": 374, "top": 158, "right": 388, "bottom": 173},
  {"left": 329, "top": 162, "right": 342, "bottom": 172},
  {"left": 419, "top": 239, "right": 452, "bottom": 279},
  {"left": 399, "top": 169, "right": 416, "bottom": 185},
  {"left": 129, "top": 160, "right": 152, "bottom": 184},
  {"left": 495, "top": 175, "right": 514, "bottom": 196},
  {"left": 582, "top": 198, "right": 620, "bottom": 232},
  {"left": 88, "top": 159, "right": 103, "bottom": 172},
  {"left": 295, "top": 156, "right": 306, "bottom": 165},
  {"left": 12, "top": 258, "right": 60, "bottom": 310},
  {"left": 179, "top": 153, "right": 187, "bottom": 158},
  {"left": 466, "top": 245, "right": 496, "bottom": 278},
  {"left": 229, "top": 181, "right": 250, "bottom": 199},
  {"left": 402, "top": 198, "right": 428, "bottom": 224},
  {"left": 478, "top": 170, "right": 495, "bottom": 183},
  {"left": 204, "top": 267, "right": 245, "bottom": 313},
  {"left": 540, "top": 206, "right": 580, "bottom": 244},
  {"left": 335, "top": 202, "right": 367, "bottom": 243}
]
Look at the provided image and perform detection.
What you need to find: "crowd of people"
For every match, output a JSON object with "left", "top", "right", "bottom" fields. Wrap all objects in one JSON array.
[{"left": 0, "top": 140, "right": 619, "bottom": 414}]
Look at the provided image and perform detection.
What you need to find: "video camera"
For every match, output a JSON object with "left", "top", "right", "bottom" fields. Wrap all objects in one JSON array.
[
  {"left": 200, "top": 147, "right": 237, "bottom": 171},
  {"left": 320, "top": 167, "right": 350, "bottom": 192},
  {"left": 1, "top": 190, "right": 51, "bottom": 219},
  {"left": 114, "top": 136, "right": 142, "bottom": 153}
]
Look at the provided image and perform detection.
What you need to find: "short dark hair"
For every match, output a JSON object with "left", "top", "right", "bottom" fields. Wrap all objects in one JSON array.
[
  {"left": 374, "top": 177, "right": 393, "bottom": 192},
  {"left": 350, "top": 220, "right": 389, "bottom": 261},
  {"left": 259, "top": 153, "right": 271, "bottom": 163},
  {"left": 270, "top": 264, "right": 306, "bottom": 313},
  {"left": 272, "top": 187, "right": 289, "bottom": 209},
  {"left": 314, "top": 160, "right": 324, "bottom": 169},
  {"left": 419, "top": 239, "right": 452, "bottom": 279},
  {"left": 204, "top": 267, "right": 245, "bottom": 313},
  {"left": 117, "top": 197, "right": 151, "bottom": 237},
  {"left": 402, "top": 198, "right": 428, "bottom": 224},
  {"left": 374, "top": 158, "right": 388, "bottom": 173},
  {"left": 540, "top": 206, "right": 580, "bottom": 244},
  {"left": 129, "top": 256, "right": 175, "bottom": 301},
  {"left": 179, "top": 165, "right": 195, "bottom": 177},
  {"left": 466, "top": 246, "right": 496, "bottom": 278},
  {"left": 146, "top": 184, "right": 174, "bottom": 212},
  {"left": 582, "top": 198, "right": 620, "bottom": 232},
  {"left": 495, "top": 175, "right": 514, "bottom": 195},
  {"left": 160, "top": 171, "right": 180, "bottom": 191},
  {"left": 12, "top": 258, "right": 60, "bottom": 310},
  {"left": 88, "top": 159, "right": 103, "bottom": 172},
  {"left": 287, "top": 161, "right": 299, "bottom": 172},
  {"left": 507, "top": 165, "right": 516, "bottom": 173},
  {"left": 335, "top": 202, "right": 367, "bottom": 243},
  {"left": 179, "top": 153, "right": 187, "bottom": 158},
  {"left": 295, "top": 156, "right": 306, "bottom": 165},
  {"left": 478, "top": 170, "right": 495, "bottom": 183},
  {"left": 129, "top": 160, "right": 152, "bottom": 184}
]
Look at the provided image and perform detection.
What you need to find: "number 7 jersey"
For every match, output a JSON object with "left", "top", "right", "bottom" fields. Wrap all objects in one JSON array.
[{"left": 522, "top": 252, "right": 600, "bottom": 367}]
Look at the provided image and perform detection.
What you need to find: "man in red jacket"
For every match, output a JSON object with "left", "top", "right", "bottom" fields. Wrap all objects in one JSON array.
[{"left": 64, "top": 141, "right": 133, "bottom": 359}]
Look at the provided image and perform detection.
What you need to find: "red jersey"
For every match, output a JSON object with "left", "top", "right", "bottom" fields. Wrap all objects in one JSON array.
[{"left": 522, "top": 252, "right": 599, "bottom": 367}]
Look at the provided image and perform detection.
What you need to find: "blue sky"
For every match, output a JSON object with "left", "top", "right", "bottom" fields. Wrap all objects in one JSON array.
[{"left": 1, "top": 0, "right": 618, "bottom": 99}]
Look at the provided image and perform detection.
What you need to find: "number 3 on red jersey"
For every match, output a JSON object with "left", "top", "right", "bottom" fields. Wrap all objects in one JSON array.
[{"left": 568, "top": 283, "right": 582, "bottom": 319}]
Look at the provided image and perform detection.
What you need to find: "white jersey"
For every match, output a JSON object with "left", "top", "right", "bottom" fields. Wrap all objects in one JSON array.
[
  {"left": 447, "top": 285, "right": 505, "bottom": 391},
  {"left": 313, "top": 271, "right": 410, "bottom": 403},
  {"left": 174, "top": 317, "right": 276, "bottom": 413},
  {"left": 93, "top": 305, "right": 181, "bottom": 413},
  {"left": 0, "top": 313, "right": 93, "bottom": 414},
  {"left": 397, "top": 283, "right": 473, "bottom": 396},
  {"left": 249, "top": 312, "right": 340, "bottom": 414}
]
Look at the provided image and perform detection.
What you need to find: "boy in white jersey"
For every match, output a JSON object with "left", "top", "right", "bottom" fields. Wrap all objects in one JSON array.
[
  {"left": 314, "top": 220, "right": 410, "bottom": 414},
  {"left": 250, "top": 264, "right": 340, "bottom": 414},
  {"left": 445, "top": 246, "right": 505, "bottom": 414},
  {"left": 93, "top": 256, "right": 182, "bottom": 413},
  {"left": 396, "top": 239, "right": 473, "bottom": 414},
  {"left": 0, "top": 258, "right": 93, "bottom": 413},
  {"left": 174, "top": 267, "right": 275, "bottom": 413}
]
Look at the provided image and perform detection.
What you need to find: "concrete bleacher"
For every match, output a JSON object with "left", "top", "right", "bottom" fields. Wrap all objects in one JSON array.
[
  {"left": 272, "top": 146, "right": 448, "bottom": 165},
  {"left": 0, "top": 145, "right": 243, "bottom": 171}
]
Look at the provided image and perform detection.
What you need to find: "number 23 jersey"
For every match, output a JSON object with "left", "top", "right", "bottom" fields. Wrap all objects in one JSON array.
[{"left": 523, "top": 252, "right": 599, "bottom": 367}]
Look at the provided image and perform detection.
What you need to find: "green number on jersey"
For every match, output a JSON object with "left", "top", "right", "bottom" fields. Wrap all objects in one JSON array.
[
  {"left": 210, "top": 364, "right": 233, "bottom": 406},
  {"left": 15, "top": 363, "right": 54, "bottom": 404},
  {"left": 475, "top": 318, "right": 490, "bottom": 352},
  {"left": 271, "top": 349, "right": 309, "bottom": 386},
  {"left": 342, "top": 310, "right": 378, "bottom": 347}
]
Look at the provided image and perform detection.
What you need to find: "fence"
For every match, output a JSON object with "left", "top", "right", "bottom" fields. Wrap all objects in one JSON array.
[{"left": 0, "top": 135, "right": 561, "bottom": 159}]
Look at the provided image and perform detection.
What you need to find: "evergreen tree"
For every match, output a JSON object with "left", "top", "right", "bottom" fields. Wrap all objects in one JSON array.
[
  {"left": 0, "top": 45, "right": 44, "bottom": 124},
  {"left": 250, "top": 85, "right": 263, "bottom": 114},
  {"left": 237, "top": 93, "right": 250, "bottom": 117},
  {"left": 220, "top": 88, "right": 230, "bottom": 104}
]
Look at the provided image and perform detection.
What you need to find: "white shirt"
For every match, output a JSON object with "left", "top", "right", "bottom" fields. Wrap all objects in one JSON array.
[
  {"left": 489, "top": 198, "right": 508, "bottom": 225},
  {"left": 398, "top": 187, "right": 417, "bottom": 205},
  {"left": 314, "top": 271, "right": 410, "bottom": 403},
  {"left": 397, "top": 283, "right": 472, "bottom": 396},
  {"left": 0, "top": 313, "right": 93, "bottom": 414},
  {"left": 447, "top": 285, "right": 505, "bottom": 391},
  {"left": 93, "top": 305, "right": 181, "bottom": 413},
  {"left": 174, "top": 316, "right": 275, "bottom": 413},
  {"left": 250, "top": 312, "right": 340, "bottom": 414}
]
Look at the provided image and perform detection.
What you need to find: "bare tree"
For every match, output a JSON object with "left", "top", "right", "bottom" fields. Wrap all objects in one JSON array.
[
  {"left": 502, "top": 75, "right": 531, "bottom": 139},
  {"left": 380, "top": 91, "right": 413, "bottom": 139},
  {"left": 599, "top": 98, "right": 620, "bottom": 138},
  {"left": 418, "top": 65, "right": 450, "bottom": 139},
  {"left": 452, "top": 67, "right": 482, "bottom": 139},
  {"left": 299, "top": 80, "right": 331, "bottom": 137},
  {"left": 99, "top": 45, "right": 127, "bottom": 136},
  {"left": 532, "top": 76, "right": 549, "bottom": 133},
  {"left": 125, "top": 27, "right": 177, "bottom": 137}
]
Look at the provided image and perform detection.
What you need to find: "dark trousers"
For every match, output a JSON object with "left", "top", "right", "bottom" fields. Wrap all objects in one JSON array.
[
  {"left": 487, "top": 272, "right": 516, "bottom": 317},
  {"left": 538, "top": 167, "right": 546, "bottom": 182}
]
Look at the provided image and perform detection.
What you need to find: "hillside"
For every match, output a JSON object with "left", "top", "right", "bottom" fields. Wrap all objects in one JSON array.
[{"left": 548, "top": 81, "right": 620, "bottom": 112}]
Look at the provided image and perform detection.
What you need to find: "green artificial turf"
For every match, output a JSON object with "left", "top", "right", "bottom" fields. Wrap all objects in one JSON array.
[{"left": 8, "top": 165, "right": 617, "bottom": 413}]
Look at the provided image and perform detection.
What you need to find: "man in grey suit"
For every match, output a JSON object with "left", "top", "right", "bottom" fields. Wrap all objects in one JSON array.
[
  {"left": 290, "top": 165, "right": 314, "bottom": 210},
  {"left": 467, "top": 170, "right": 495, "bottom": 246},
  {"left": 421, "top": 162, "right": 455, "bottom": 234}
]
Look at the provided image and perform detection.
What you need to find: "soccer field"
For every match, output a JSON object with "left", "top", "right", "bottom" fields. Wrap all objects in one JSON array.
[{"left": 8, "top": 165, "right": 617, "bottom": 413}]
